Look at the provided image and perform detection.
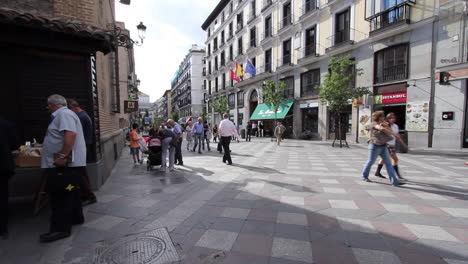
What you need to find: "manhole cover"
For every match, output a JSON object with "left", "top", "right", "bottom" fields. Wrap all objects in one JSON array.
[
  {"left": 160, "top": 177, "right": 187, "bottom": 185},
  {"left": 95, "top": 228, "right": 179, "bottom": 264},
  {"left": 97, "top": 236, "right": 165, "bottom": 264}
]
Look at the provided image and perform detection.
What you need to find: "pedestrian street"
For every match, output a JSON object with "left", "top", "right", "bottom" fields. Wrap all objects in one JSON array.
[{"left": 2, "top": 138, "right": 468, "bottom": 264}]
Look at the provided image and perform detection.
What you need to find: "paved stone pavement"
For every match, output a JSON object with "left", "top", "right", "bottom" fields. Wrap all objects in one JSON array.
[{"left": 1, "top": 138, "right": 468, "bottom": 264}]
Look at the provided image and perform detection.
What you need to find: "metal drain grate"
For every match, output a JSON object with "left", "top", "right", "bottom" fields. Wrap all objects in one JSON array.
[{"left": 94, "top": 228, "right": 179, "bottom": 264}]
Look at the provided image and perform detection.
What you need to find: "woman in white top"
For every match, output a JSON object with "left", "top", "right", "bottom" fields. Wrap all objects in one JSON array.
[
  {"left": 374, "top": 112, "right": 405, "bottom": 179},
  {"left": 185, "top": 121, "right": 194, "bottom": 151}
]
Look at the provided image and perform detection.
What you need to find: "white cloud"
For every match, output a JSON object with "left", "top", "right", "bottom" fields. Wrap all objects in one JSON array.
[{"left": 116, "top": 0, "right": 219, "bottom": 102}]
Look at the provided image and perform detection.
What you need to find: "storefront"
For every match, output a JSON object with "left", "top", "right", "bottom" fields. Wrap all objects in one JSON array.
[
  {"left": 300, "top": 102, "right": 319, "bottom": 139},
  {"left": 250, "top": 99, "right": 295, "bottom": 137},
  {"left": 373, "top": 83, "right": 408, "bottom": 129}
]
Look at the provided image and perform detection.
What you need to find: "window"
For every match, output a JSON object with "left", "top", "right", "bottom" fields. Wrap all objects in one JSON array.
[
  {"left": 238, "top": 37, "right": 243, "bottom": 55},
  {"left": 208, "top": 28, "right": 211, "bottom": 37},
  {"left": 208, "top": 80, "right": 212, "bottom": 94},
  {"left": 237, "top": 91, "right": 245, "bottom": 107},
  {"left": 221, "top": 30, "right": 225, "bottom": 44},
  {"left": 222, "top": 11, "right": 225, "bottom": 23},
  {"left": 265, "top": 49, "right": 272, "bottom": 72},
  {"left": 222, "top": 73, "right": 226, "bottom": 89},
  {"left": 335, "top": 9, "right": 350, "bottom": 45},
  {"left": 264, "top": 16, "right": 272, "bottom": 38},
  {"left": 282, "top": 2, "right": 292, "bottom": 28},
  {"left": 215, "top": 77, "right": 219, "bottom": 92},
  {"left": 229, "top": 22, "right": 233, "bottom": 37},
  {"left": 305, "top": 27, "right": 316, "bottom": 56},
  {"left": 374, "top": 44, "right": 408, "bottom": 83},
  {"left": 251, "top": 57, "right": 256, "bottom": 67},
  {"left": 281, "top": 76, "right": 295, "bottom": 98},
  {"left": 221, "top": 51, "right": 226, "bottom": 66},
  {"left": 214, "top": 37, "right": 218, "bottom": 51},
  {"left": 230, "top": 2, "right": 233, "bottom": 14},
  {"left": 251, "top": 0, "right": 256, "bottom": 18},
  {"left": 301, "top": 69, "right": 320, "bottom": 97},
  {"left": 208, "top": 44, "right": 211, "bottom": 56},
  {"left": 208, "top": 61, "right": 212, "bottom": 74},
  {"left": 237, "top": 12, "right": 244, "bottom": 31},
  {"left": 229, "top": 44, "right": 234, "bottom": 60},
  {"left": 250, "top": 27, "right": 257, "bottom": 47},
  {"left": 214, "top": 56, "right": 218, "bottom": 70},
  {"left": 305, "top": 0, "right": 317, "bottom": 12},
  {"left": 282, "top": 38, "right": 292, "bottom": 65},
  {"left": 229, "top": 93, "right": 236, "bottom": 109}
]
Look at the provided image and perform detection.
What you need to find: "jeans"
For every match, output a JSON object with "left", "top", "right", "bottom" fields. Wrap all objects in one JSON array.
[
  {"left": 161, "top": 137, "right": 175, "bottom": 169},
  {"left": 193, "top": 134, "right": 203, "bottom": 152},
  {"left": 203, "top": 136, "right": 211, "bottom": 151},
  {"left": 221, "top": 136, "right": 232, "bottom": 164},
  {"left": 361, "top": 144, "right": 400, "bottom": 184}
]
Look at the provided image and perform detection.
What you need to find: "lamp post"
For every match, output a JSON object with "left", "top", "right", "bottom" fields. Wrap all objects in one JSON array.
[{"left": 107, "top": 22, "right": 146, "bottom": 112}]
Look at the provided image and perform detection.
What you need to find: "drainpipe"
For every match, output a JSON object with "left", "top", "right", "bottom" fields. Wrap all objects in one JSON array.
[{"left": 428, "top": 15, "right": 439, "bottom": 148}]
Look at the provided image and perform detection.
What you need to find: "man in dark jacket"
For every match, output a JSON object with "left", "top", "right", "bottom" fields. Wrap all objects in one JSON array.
[{"left": 0, "top": 118, "right": 20, "bottom": 239}]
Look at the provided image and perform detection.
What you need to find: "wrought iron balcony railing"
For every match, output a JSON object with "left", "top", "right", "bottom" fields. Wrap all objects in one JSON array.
[
  {"left": 367, "top": 2, "right": 411, "bottom": 34},
  {"left": 375, "top": 64, "right": 408, "bottom": 83}
]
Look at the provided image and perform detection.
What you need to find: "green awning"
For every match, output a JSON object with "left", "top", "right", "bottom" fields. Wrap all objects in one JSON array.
[{"left": 250, "top": 99, "right": 294, "bottom": 120}]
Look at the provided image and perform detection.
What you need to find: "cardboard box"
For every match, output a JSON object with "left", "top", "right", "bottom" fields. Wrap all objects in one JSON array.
[{"left": 15, "top": 155, "right": 42, "bottom": 168}]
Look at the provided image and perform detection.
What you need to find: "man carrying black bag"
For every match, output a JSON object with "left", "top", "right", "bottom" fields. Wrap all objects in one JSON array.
[{"left": 40, "top": 94, "right": 86, "bottom": 243}]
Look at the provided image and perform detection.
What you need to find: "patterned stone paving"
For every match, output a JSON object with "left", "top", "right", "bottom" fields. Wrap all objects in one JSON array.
[{"left": 1, "top": 138, "right": 468, "bottom": 264}]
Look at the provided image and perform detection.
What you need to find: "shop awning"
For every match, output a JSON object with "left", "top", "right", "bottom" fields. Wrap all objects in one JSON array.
[{"left": 250, "top": 99, "right": 294, "bottom": 120}]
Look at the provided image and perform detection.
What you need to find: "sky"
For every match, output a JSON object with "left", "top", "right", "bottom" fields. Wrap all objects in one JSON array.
[{"left": 116, "top": 0, "right": 219, "bottom": 103}]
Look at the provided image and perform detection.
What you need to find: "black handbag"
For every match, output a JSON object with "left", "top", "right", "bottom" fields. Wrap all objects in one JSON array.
[{"left": 45, "top": 167, "right": 80, "bottom": 193}]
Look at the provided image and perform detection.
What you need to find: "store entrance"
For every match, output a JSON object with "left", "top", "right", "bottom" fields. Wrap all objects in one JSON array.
[{"left": 374, "top": 104, "right": 406, "bottom": 130}]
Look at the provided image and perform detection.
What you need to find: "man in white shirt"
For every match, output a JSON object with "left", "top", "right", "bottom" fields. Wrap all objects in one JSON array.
[
  {"left": 40, "top": 94, "right": 86, "bottom": 243},
  {"left": 218, "top": 113, "right": 239, "bottom": 165}
]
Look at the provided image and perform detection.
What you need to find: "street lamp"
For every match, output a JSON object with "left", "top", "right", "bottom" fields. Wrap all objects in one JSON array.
[{"left": 107, "top": 22, "right": 147, "bottom": 112}]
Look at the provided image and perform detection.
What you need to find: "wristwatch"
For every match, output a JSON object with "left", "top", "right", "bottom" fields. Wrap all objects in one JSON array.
[{"left": 58, "top": 153, "right": 67, "bottom": 159}]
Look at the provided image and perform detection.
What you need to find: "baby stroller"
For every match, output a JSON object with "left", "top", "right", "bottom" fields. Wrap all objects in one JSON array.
[{"left": 147, "top": 137, "right": 162, "bottom": 171}]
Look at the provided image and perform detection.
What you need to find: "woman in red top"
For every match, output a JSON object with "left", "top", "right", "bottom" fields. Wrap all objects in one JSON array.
[{"left": 130, "top": 123, "right": 143, "bottom": 164}]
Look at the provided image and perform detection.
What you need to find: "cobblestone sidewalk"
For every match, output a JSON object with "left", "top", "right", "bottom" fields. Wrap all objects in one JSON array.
[{"left": 1, "top": 138, "right": 468, "bottom": 264}]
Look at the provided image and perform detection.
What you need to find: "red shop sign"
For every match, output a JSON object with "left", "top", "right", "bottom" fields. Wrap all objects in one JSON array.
[{"left": 381, "top": 92, "right": 407, "bottom": 104}]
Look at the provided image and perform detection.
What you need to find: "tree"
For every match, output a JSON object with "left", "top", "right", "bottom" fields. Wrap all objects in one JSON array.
[
  {"left": 211, "top": 95, "right": 229, "bottom": 118},
  {"left": 171, "top": 111, "right": 179, "bottom": 123},
  {"left": 261, "top": 80, "right": 286, "bottom": 133},
  {"left": 318, "top": 56, "right": 370, "bottom": 148}
]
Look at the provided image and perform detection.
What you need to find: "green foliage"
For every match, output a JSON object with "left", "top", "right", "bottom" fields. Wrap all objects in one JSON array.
[
  {"left": 261, "top": 80, "right": 286, "bottom": 114},
  {"left": 171, "top": 112, "right": 179, "bottom": 122},
  {"left": 318, "top": 56, "right": 370, "bottom": 113},
  {"left": 201, "top": 105, "right": 207, "bottom": 121},
  {"left": 211, "top": 95, "right": 229, "bottom": 116}
]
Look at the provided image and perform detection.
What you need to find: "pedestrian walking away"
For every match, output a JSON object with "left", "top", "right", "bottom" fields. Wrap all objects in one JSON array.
[
  {"left": 0, "top": 118, "right": 20, "bottom": 240},
  {"left": 68, "top": 99, "right": 97, "bottom": 206},
  {"left": 219, "top": 113, "right": 240, "bottom": 165},
  {"left": 258, "top": 121, "right": 264, "bottom": 137},
  {"left": 159, "top": 126, "right": 177, "bottom": 171},
  {"left": 374, "top": 113, "right": 406, "bottom": 180},
  {"left": 168, "top": 119, "right": 183, "bottom": 166},
  {"left": 246, "top": 121, "right": 252, "bottom": 142},
  {"left": 203, "top": 121, "right": 211, "bottom": 151},
  {"left": 40, "top": 94, "right": 86, "bottom": 243},
  {"left": 130, "top": 123, "right": 143, "bottom": 164},
  {"left": 274, "top": 122, "right": 285, "bottom": 145},
  {"left": 361, "top": 111, "right": 404, "bottom": 186},
  {"left": 185, "top": 121, "right": 194, "bottom": 151},
  {"left": 252, "top": 121, "right": 258, "bottom": 137},
  {"left": 192, "top": 118, "right": 204, "bottom": 154},
  {"left": 212, "top": 124, "right": 219, "bottom": 143}
]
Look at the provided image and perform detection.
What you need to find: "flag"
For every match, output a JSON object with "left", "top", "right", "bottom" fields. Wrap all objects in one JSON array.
[
  {"left": 245, "top": 59, "right": 256, "bottom": 77},
  {"left": 236, "top": 62, "right": 244, "bottom": 80},
  {"left": 230, "top": 69, "right": 240, "bottom": 82}
]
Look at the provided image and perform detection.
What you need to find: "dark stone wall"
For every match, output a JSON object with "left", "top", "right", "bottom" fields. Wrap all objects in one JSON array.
[{"left": 0, "top": 0, "right": 53, "bottom": 16}]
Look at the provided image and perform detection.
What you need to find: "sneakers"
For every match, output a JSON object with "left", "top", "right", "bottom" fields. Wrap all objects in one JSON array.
[
  {"left": 169, "top": 167, "right": 175, "bottom": 171},
  {"left": 393, "top": 182, "right": 406, "bottom": 187},
  {"left": 362, "top": 178, "right": 372, "bottom": 182},
  {"left": 159, "top": 167, "right": 166, "bottom": 172}
]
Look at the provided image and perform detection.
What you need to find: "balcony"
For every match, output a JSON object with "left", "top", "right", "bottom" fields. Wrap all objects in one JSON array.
[
  {"left": 375, "top": 64, "right": 408, "bottom": 84},
  {"left": 262, "top": 0, "right": 274, "bottom": 12},
  {"left": 278, "top": 15, "right": 293, "bottom": 31},
  {"left": 278, "top": 55, "right": 294, "bottom": 69},
  {"left": 236, "top": 23, "right": 244, "bottom": 34},
  {"left": 299, "top": 1, "right": 319, "bottom": 21},
  {"left": 367, "top": 2, "right": 411, "bottom": 35},
  {"left": 249, "top": 39, "right": 257, "bottom": 48},
  {"left": 325, "top": 28, "right": 367, "bottom": 52}
]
